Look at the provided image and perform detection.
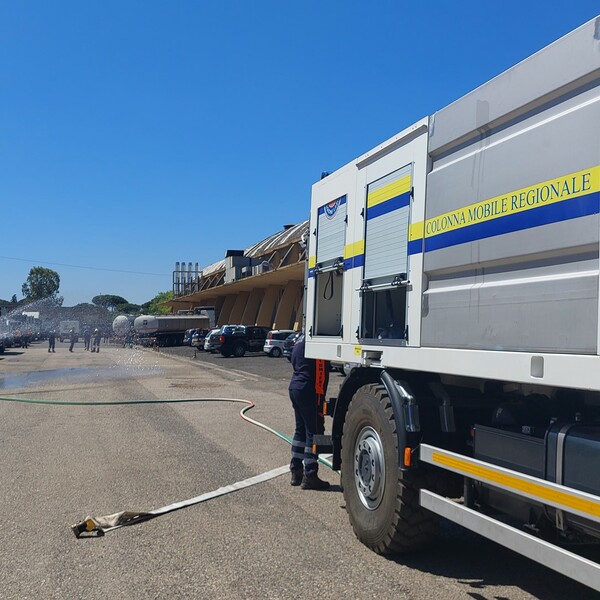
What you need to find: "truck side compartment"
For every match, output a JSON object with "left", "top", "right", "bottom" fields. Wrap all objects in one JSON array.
[{"left": 306, "top": 16, "right": 600, "bottom": 591}]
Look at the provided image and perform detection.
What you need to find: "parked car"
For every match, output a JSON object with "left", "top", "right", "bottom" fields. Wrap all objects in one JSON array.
[
  {"left": 204, "top": 328, "right": 223, "bottom": 353},
  {"left": 220, "top": 325, "right": 269, "bottom": 358},
  {"left": 191, "top": 328, "right": 210, "bottom": 348},
  {"left": 282, "top": 332, "right": 303, "bottom": 361},
  {"left": 263, "top": 329, "right": 295, "bottom": 357},
  {"left": 182, "top": 328, "right": 196, "bottom": 346}
]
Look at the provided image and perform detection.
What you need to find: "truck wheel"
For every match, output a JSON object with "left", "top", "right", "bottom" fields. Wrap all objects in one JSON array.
[
  {"left": 233, "top": 343, "right": 246, "bottom": 358},
  {"left": 270, "top": 347, "right": 282, "bottom": 358},
  {"left": 341, "top": 383, "right": 436, "bottom": 554}
]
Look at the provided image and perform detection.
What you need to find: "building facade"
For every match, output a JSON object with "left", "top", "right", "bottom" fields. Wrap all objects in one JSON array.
[{"left": 169, "top": 221, "right": 308, "bottom": 331}]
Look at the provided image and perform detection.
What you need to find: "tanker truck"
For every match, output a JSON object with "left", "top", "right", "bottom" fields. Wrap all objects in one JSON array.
[
  {"left": 112, "top": 315, "right": 134, "bottom": 338},
  {"left": 305, "top": 17, "right": 600, "bottom": 591},
  {"left": 133, "top": 314, "right": 210, "bottom": 347}
]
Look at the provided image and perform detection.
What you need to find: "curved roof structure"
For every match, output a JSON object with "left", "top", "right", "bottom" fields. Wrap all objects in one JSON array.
[
  {"left": 169, "top": 219, "right": 308, "bottom": 330},
  {"left": 199, "top": 220, "right": 308, "bottom": 278}
]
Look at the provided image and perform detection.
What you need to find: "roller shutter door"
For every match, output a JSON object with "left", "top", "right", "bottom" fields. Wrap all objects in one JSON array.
[
  {"left": 364, "top": 165, "right": 412, "bottom": 280},
  {"left": 316, "top": 195, "right": 347, "bottom": 266}
]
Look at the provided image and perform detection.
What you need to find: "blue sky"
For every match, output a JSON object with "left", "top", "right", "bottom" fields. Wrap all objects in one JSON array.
[{"left": 1, "top": 1, "right": 598, "bottom": 306}]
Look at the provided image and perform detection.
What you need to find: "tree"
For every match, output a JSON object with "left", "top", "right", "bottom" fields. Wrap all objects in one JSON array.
[
  {"left": 21, "top": 267, "right": 61, "bottom": 302},
  {"left": 92, "top": 294, "right": 129, "bottom": 312},
  {"left": 11, "top": 294, "right": 17, "bottom": 303},
  {"left": 142, "top": 291, "right": 174, "bottom": 314},
  {"left": 116, "top": 303, "right": 142, "bottom": 315}
]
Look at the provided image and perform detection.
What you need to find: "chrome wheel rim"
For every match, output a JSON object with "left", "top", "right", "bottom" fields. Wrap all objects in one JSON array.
[{"left": 353, "top": 426, "right": 385, "bottom": 510}]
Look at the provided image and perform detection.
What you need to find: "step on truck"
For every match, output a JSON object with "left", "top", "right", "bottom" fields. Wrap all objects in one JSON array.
[{"left": 306, "top": 17, "right": 600, "bottom": 591}]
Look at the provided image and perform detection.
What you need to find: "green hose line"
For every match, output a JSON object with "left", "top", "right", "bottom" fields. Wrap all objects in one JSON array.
[
  {"left": 2, "top": 393, "right": 337, "bottom": 536},
  {"left": 0, "top": 394, "right": 333, "bottom": 469}
]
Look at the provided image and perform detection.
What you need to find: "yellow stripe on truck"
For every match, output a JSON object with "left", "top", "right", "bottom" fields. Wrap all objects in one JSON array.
[
  {"left": 432, "top": 451, "right": 600, "bottom": 519},
  {"left": 344, "top": 240, "right": 364, "bottom": 259},
  {"left": 409, "top": 165, "right": 600, "bottom": 243},
  {"left": 367, "top": 174, "right": 411, "bottom": 208}
]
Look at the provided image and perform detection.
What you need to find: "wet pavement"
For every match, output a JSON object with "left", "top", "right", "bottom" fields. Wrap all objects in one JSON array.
[
  {"left": 0, "top": 342, "right": 597, "bottom": 599},
  {"left": 0, "top": 365, "right": 163, "bottom": 389}
]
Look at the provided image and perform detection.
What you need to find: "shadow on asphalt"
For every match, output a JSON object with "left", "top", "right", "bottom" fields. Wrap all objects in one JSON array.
[{"left": 387, "top": 525, "right": 600, "bottom": 599}]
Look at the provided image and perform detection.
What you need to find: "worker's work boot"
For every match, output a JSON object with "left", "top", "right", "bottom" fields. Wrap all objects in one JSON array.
[
  {"left": 290, "top": 468, "right": 303, "bottom": 486},
  {"left": 301, "top": 472, "right": 330, "bottom": 491}
]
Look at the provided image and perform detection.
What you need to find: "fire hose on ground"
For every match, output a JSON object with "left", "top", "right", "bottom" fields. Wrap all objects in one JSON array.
[{"left": 0, "top": 395, "right": 335, "bottom": 538}]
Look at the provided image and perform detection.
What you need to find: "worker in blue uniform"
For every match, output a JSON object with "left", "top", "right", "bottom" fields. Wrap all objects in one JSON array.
[
  {"left": 48, "top": 329, "right": 56, "bottom": 352},
  {"left": 69, "top": 328, "right": 77, "bottom": 352},
  {"left": 288, "top": 336, "right": 330, "bottom": 490}
]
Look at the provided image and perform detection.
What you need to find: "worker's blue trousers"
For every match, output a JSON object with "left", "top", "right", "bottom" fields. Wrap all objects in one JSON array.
[{"left": 289, "top": 387, "right": 324, "bottom": 475}]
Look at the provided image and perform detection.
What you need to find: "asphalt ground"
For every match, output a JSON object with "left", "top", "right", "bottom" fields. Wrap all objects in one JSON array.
[
  {"left": 0, "top": 341, "right": 598, "bottom": 599},
  {"left": 160, "top": 343, "right": 296, "bottom": 380}
]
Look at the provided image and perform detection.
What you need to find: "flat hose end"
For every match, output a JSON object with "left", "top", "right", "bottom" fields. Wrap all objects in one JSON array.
[{"left": 71, "top": 519, "right": 105, "bottom": 539}]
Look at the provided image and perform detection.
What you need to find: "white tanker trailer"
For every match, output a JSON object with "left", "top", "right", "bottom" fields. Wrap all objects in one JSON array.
[
  {"left": 133, "top": 314, "right": 210, "bottom": 347},
  {"left": 112, "top": 315, "right": 134, "bottom": 338}
]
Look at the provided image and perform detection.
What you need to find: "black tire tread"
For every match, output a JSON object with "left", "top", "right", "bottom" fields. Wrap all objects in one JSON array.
[{"left": 342, "top": 383, "right": 436, "bottom": 555}]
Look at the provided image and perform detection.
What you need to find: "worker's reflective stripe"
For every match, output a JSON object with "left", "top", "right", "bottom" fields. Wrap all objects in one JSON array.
[{"left": 420, "top": 444, "right": 600, "bottom": 523}]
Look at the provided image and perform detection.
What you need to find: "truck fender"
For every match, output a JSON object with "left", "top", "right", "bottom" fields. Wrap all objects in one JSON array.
[
  {"left": 379, "top": 371, "right": 421, "bottom": 471},
  {"left": 330, "top": 368, "right": 378, "bottom": 469},
  {"left": 331, "top": 369, "right": 420, "bottom": 471}
]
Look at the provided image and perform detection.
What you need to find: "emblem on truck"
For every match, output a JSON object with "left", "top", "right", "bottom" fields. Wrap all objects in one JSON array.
[{"left": 324, "top": 198, "right": 340, "bottom": 219}]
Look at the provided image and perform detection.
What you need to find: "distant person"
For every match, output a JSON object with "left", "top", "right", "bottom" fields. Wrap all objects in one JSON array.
[
  {"left": 83, "top": 328, "right": 91, "bottom": 351},
  {"left": 48, "top": 330, "right": 56, "bottom": 353},
  {"left": 21, "top": 332, "right": 29, "bottom": 348},
  {"left": 91, "top": 328, "right": 101, "bottom": 353},
  {"left": 69, "top": 328, "right": 77, "bottom": 352}
]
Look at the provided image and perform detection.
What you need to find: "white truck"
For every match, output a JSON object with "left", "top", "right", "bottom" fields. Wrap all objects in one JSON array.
[{"left": 306, "top": 17, "right": 600, "bottom": 591}]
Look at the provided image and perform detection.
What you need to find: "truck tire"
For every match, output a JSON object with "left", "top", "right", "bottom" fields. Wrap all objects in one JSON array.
[
  {"left": 233, "top": 343, "right": 246, "bottom": 358},
  {"left": 341, "top": 383, "right": 436, "bottom": 554}
]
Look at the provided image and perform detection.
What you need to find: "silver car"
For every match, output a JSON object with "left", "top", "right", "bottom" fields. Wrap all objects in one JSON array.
[
  {"left": 203, "top": 328, "right": 222, "bottom": 353},
  {"left": 263, "top": 329, "right": 295, "bottom": 357}
]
